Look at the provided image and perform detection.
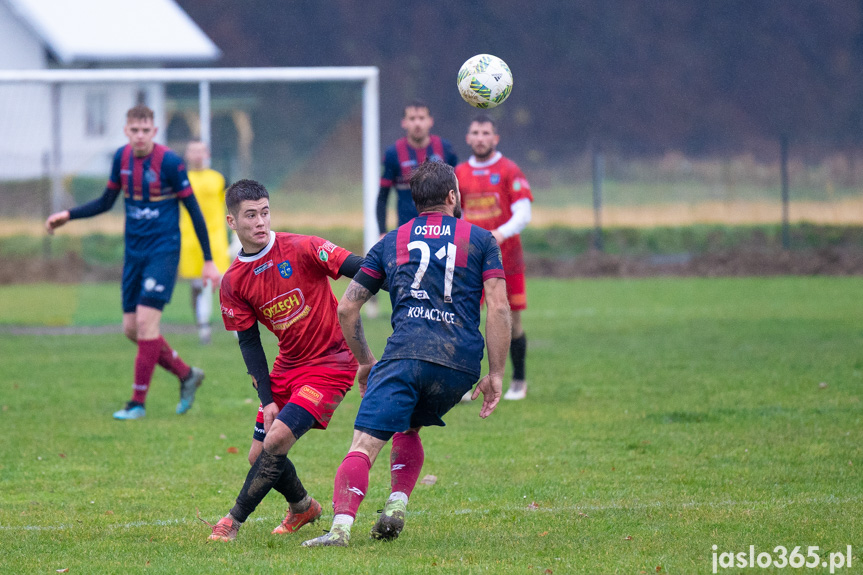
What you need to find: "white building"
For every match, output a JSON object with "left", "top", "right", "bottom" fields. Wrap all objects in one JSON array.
[{"left": 0, "top": 0, "right": 219, "bottom": 180}]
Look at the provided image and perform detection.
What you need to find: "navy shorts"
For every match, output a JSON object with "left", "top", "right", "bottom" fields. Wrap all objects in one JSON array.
[
  {"left": 121, "top": 251, "right": 180, "bottom": 313},
  {"left": 353, "top": 358, "right": 476, "bottom": 438}
]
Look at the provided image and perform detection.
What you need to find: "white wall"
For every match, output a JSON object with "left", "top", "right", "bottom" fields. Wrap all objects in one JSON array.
[
  {"left": 0, "top": 0, "right": 45, "bottom": 69},
  {"left": 0, "top": 3, "right": 167, "bottom": 181},
  {"left": 0, "top": 0, "right": 51, "bottom": 178},
  {"left": 0, "top": 81, "right": 166, "bottom": 180},
  {"left": 0, "top": 84, "right": 51, "bottom": 178},
  {"left": 59, "top": 82, "right": 166, "bottom": 178}
]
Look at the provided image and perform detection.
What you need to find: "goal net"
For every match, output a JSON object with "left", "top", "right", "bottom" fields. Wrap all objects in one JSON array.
[{"left": 0, "top": 67, "right": 381, "bottom": 253}]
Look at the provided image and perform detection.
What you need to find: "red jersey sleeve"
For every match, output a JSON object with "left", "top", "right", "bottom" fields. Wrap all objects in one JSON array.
[
  {"left": 504, "top": 160, "right": 533, "bottom": 205},
  {"left": 219, "top": 270, "right": 257, "bottom": 332},
  {"left": 305, "top": 236, "right": 351, "bottom": 279}
]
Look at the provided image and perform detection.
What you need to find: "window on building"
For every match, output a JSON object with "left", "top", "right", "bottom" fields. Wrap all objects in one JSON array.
[{"left": 85, "top": 92, "right": 108, "bottom": 137}]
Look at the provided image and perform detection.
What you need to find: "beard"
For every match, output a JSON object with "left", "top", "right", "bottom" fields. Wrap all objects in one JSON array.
[
  {"left": 453, "top": 203, "right": 462, "bottom": 219},
  {"left": 472, "top": 145, "right": 494, "bottom": 161}
]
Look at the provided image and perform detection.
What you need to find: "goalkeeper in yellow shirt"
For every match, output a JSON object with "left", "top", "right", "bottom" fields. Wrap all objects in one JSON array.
[{"left": 179, "top": 141, "right": 235, "bottom": 343}]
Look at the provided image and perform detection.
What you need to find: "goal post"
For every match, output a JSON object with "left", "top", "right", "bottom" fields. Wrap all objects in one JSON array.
[{"left": 0, "top": 66, "right": 381, "bottom": 254}]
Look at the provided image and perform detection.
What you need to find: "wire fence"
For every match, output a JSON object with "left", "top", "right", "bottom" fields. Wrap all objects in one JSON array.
[{"left": 1, "top": 81, "right": 861, "bottom": 251}]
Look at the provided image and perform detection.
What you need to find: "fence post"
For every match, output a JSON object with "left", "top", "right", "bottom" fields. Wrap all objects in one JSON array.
[
  {"left": 781, "top": 135, "right": 790, "bottom": 250},
  {"left": 592, "top": 145, "right": 604, "bottom": 251},
  {"left": 50, "top": 82, "right": 64, "bottom": 213},
  {"left": 198, "top": 80, "right": 211, "bottom": 148},
  {"left": 42, "top": 151, "right": 51, "bottom": 259}
]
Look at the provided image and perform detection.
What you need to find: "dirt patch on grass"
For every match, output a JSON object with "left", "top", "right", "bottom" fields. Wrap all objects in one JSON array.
[
  {"left": 0, "top": 253, "right": 119, "bottom": 284},
  {"left": 528, "top": 246, "right": 863, "bottom": 277}
]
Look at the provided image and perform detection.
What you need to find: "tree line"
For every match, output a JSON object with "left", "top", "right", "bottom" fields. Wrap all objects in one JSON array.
[{"left": 178, "top": 0, "right": 863, "bottom": 164}]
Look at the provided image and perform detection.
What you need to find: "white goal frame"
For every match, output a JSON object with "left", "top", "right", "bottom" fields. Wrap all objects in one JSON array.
[{"left": 0, "top": 67, "right": 381, "bottom": 253}]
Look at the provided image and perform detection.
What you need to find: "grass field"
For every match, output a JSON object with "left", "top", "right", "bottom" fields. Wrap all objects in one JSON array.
[{"left": 1, "top": 277, "right": 862, "bottom": 574}]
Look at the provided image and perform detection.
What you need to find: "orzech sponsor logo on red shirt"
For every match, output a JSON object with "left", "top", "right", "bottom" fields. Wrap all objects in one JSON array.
[{"left": 259, "top": 288, "right": 306, "bottom": 328}]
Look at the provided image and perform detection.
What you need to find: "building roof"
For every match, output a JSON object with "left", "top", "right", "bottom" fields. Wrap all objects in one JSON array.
[{"left": 4, "top": 0, "right": 220, "bottom": 64}]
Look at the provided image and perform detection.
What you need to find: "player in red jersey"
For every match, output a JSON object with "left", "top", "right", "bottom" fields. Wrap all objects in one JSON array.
[
  {"left": 207, "top": 179, "right": 365, "bottom": 542},
  {"left": 455, "top": 114, "right": 533, "bottom": 400}
]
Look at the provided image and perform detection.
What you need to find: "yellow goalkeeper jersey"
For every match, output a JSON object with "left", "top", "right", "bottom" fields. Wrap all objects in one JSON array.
[{"left": 179, "top": 168, "right": 231, "bottom": 278}]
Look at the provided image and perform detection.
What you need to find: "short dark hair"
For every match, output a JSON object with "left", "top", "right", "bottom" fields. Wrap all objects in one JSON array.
[
  {"left": 470, "top": 114, "right": 496, "bottom": 131},
  {"left": 404, "top": 99, "right": 431, "bottom": 117},
  {"left": 410, "top": 161, "right": 457, "bottom": 212},
  {"left": 226, "top": 179, "right": 269, "bottom": 215},
  {"left": 126, "top": 104, "right": 154, "bottom": 122}
]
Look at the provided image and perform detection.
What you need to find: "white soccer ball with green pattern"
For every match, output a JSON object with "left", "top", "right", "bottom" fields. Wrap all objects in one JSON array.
[{"left": 457, "top": 54, "right": 513, "bottom": 109}]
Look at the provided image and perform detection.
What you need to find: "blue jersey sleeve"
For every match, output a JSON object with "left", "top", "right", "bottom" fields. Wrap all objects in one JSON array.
[
  {"left": 353, "top": 238, "right": 387, "bottom": 294},
  {"left": 380, "top": 146, "right": 400, "bottom": 188},
  {"left": 442, "top": 139, "right": 458, "bottom": 167},
  {"left": 107, "top": 146, "right": 124, "bottom": 190},
  {"left": 377, "top": 147, "right": 402, "bottom": 232},
  {"left": 180, "top": 194, "right": 213, "bottom": 261},
  {"left": 480, "top": 230, "right": 505, "bottom": 279},
  {"left": 163, "top": 151, "right": 193, "bottom": 198}
]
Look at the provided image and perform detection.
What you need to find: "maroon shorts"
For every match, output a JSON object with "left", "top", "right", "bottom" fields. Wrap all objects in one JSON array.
[{"left": 255, "top": 365, "right": 355, "bottom": 431}]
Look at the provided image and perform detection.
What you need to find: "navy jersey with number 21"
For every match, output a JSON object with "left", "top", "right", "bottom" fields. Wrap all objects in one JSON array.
[{"left": 357, "top": 212, "right": 505, "bottom": 378}]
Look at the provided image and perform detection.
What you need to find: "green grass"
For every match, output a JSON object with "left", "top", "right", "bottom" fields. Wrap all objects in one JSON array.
[
  {"left": 0, "top": 282, "right": 210, "bottom": 327},
  {"left": 1, "top": 277, "right": 862, "bottom": 574}
]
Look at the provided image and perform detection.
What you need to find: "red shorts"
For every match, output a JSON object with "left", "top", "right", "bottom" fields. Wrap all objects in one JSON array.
[
  {"left": 504, "top": 272, "right": 527, "bottom": 311},
  {"left": 482, "top": 271, "right": 527, "bottom": 311},
  {"left": 255, "top": 365, "right": 356, "bottom": 430}
]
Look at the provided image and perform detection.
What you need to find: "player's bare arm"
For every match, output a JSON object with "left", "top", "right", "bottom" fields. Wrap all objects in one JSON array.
[
  {"left": 44, "top": 210, "right": 70, "bottom": 234},
  {"left": 474, "top": 276, "right": 511, "bottom": 418},
  {"left": 338, "top": 280, "right": 377, "bottom": 395},
  {"left": 338, "top": 280, "right": 376, "bottom": 363},
  {"left": 201, "top": 260, "right": 221, "bottom": 289}
]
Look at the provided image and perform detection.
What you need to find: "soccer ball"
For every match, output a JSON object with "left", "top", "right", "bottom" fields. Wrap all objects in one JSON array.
[{"left": 457, "top": 54, "right": 513, "bottom": 109}]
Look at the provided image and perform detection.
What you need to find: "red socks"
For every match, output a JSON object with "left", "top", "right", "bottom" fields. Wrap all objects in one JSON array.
[
  {"left": 390, "top": 431, "right": 424, "bottom": 498},
  {"left": 331, "top": 433, "right": 423, "bottom": 519},
  {"left": 130, "top": 337, "right": 190, "bottom": 404},
  {"left": 157, "top": 336, "right": 191, "bottom": 380},
  {"left": 132, "top": 338, "right": 161, "bottom": 404},
  {"left": 332, "top": 451, "right": 371, "bottom": 518}
]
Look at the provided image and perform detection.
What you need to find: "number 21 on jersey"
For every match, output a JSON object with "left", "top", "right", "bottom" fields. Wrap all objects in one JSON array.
[{"left": 408, "top": 240, "right": 456, "bottom": 303}]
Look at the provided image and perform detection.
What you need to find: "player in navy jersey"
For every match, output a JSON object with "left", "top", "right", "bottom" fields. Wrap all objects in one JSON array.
[
  {"left": 45, "top": 105, "right": 220, "bottom": 420},
  {"left": 303, "top": 161, "right": 511, "bottom": 547},
  {"left": 376, "top": 100, "right": 458, "bottom": 235},
  {"left": 206, "top": 179, "right": 365, "bottom": 542}
]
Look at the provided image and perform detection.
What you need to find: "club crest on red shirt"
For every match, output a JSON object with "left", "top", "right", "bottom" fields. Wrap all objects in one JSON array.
[{"left": 278, "top": 260, "right": 292, "bottom": 279}]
